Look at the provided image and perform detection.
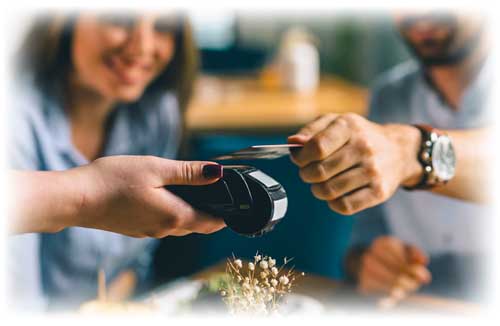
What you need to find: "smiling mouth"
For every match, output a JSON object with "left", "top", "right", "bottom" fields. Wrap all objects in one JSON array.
[{"left": 105, "top": 55, "right": 153, "bottom": 86}]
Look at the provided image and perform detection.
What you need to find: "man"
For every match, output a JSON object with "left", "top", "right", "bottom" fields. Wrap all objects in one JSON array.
[{"left": 289, "top": 11, "right": 493, "bottom": 301}]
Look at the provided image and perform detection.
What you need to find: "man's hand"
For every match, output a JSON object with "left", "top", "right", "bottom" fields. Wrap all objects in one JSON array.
[
  {"left": 358, "top": 236, "right": 431, "bottom": 298},
  {"left": 288, "top": 113, "right": 422, "bottom": 215},
  {"left": 71, "top": 155, "right": 226, "bottom": 238}
]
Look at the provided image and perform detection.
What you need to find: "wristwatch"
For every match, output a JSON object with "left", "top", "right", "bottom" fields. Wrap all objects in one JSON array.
[{"left": 404, "top": 124, "right": 456, "bottom": 190}]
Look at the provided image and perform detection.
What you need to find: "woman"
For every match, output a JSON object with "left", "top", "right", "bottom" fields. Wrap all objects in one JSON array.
[{"left": 7, "top": 12, "right": 215, "bottom": 311}]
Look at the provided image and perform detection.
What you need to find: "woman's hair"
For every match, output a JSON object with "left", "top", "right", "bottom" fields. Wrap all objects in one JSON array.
[{"left": 17, "top": 13, "right": 198, "bottom": 112}]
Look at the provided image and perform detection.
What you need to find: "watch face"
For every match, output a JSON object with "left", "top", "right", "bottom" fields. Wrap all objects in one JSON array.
[{"left": 431, "top": 136, "right": 456, "bottom": 181}]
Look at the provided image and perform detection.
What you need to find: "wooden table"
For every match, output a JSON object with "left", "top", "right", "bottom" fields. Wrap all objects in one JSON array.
[
  {"left": 185, "top": 75, "right": 369, "bottom": 134},
  {"left": 192, "top": 261, "right": 482, "bottom": 315}
]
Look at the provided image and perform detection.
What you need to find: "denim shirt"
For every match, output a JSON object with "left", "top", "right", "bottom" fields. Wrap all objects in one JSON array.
[{"left": 7, "top": 75, "right": 182, "bottom": 310}]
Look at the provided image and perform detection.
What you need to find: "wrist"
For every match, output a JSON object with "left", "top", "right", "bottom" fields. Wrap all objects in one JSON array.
[
  {"left": 63, "top": 164, "right": 101, "bottom": 229},
  {"left": 389, "top": 124, "right": 423, "bottom": 188}
]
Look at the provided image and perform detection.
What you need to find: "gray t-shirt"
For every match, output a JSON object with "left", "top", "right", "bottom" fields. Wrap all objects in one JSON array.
[{"left": 349, "top": 58, "right": 493, "bottom": 300}]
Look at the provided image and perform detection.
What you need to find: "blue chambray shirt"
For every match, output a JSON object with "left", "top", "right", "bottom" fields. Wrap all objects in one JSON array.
[
  {"left": 348, "top": 57, "right": 493, "bottom": 300},
  {"left": 7, "top": 74, "right": 182, "bottom": 311}
]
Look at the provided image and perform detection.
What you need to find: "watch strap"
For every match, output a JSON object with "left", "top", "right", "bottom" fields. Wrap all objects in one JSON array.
[{"left": 403, "top": 124, "right": 439, "bottom": 191}]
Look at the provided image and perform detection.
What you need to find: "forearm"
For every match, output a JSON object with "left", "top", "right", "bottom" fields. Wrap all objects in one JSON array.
[
  {"left": 8, "top": 168, "right": 88, "bottom": 234},
  {"left": 433, "top": 128, "right": 493, "bottom": 203}
]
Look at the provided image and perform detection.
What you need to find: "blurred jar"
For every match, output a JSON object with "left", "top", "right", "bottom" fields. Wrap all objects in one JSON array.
[{"left": 278, "top": 27, "right": 319, "bottom": 94}]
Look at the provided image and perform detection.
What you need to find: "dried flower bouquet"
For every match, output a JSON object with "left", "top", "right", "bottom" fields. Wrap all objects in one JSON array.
[{"left": 219, "top": 252, "right": 304, "bottom": 315}]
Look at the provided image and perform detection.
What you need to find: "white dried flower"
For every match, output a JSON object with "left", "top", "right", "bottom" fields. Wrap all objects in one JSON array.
[
  {"left": 279, "top": 276, "right": 289, "bottom": 285},
  {"left": 221, "top": 253, "right": 300, "bottom": 315}
]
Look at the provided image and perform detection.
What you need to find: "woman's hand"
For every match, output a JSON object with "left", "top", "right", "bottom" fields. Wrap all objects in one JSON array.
[
  {"left": 10, "top": 155, "right": 226, "bottom": 237},
  {"left": 72, "top": 155, "right": 226, "bottom": 238},
  {"left": 288, "top": 113, "right": 422, "bottom": 215}
]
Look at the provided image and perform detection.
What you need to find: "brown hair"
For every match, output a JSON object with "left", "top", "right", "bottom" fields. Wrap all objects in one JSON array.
[{"left": 17, "top": 13, "right": 198, "bottom": 112}]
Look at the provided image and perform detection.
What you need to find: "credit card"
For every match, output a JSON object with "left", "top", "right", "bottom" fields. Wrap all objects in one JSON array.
[{"left": 212, "top": 144, "right": 303, "bottom": 160}]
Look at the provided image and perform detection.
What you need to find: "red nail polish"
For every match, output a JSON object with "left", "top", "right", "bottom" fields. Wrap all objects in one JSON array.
[{"left": 202, "top": 164, "right": 223, "bottom": 179}]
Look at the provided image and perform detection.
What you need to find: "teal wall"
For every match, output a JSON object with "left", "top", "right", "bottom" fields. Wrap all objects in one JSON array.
[{"left": 152, "top": 13, "right": 412, "bottom": 285}]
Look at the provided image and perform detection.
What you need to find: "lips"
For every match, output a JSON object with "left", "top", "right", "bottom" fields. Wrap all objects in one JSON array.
[{"left": 105, "top": 54, "right": 153, "bottom": 86}]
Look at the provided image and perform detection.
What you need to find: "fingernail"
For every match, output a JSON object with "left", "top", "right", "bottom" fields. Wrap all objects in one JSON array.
[{"left": 202, "top": 164, "right": 223, "bottom": 179}]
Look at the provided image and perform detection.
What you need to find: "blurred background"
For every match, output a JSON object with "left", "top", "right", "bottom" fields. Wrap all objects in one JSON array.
[{"left": 152, "top": 11, "right": 411, "bottom": 288}]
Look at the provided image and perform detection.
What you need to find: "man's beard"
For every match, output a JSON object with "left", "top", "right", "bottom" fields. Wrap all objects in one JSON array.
[{"left": 402, "top": 30, "right": 482, "bottom": 67}]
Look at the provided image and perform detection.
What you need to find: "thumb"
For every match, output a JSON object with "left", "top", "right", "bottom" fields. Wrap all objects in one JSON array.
[
  {"left": 158, "top": 159, "right": 223, "bottom": 186},
  {"left": 288, "top": 113, "right": 339, "bottom": 144}
]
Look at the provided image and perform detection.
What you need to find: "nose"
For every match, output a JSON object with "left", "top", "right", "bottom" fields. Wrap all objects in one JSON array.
[{"left": 123, "top": 19, "right": 155, "bottom": 60}]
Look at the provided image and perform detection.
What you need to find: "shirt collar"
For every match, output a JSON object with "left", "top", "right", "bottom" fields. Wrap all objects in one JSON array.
[{"left": 418, "top": 54, "right": 492, "bottom": 111}]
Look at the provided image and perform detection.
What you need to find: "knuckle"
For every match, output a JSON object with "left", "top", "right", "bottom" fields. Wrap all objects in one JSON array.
[
  {"left": 307, "top": 162, "right": 328, "bottom": 182},
  {"left": 371, "top": 181, "right": 385, "bottom": 199},
  {"left": 323, "top": 113, "right": 336, "bottom": 120},
  {"left": 310, "top": 137, "right": 329, "bottom": 158},
  {"left": 164, "top": 215, "right": 182, "bottom": 230},
  {"left": 330, "top": 197, "right": 354, "bottom": 215},
  {"left": 342, "top": 113, "right": 361, "bottom": 129},
  {"left": 147, "top": 229, "right": 165, "bottom": 239},
  {"left": 335, "top": 116, "right": 349, "bottom": 129},
  {"left": 364, "top": 159, "right": 379, "bottom": 178},
  {"left": 340, "top": 197, "right": 354, "bottom": 215},
  {"left": 312, "top": 182, "right": 335, "bottom": 200},
  {"left": 180, "top": 161, "right": 195, "bottom": 182},
  {"left": 357, "top": 137, "right": 374, "bottom": 156}
]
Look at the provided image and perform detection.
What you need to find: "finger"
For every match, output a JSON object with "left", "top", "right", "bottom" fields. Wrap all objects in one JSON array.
[
  {"left": 389, "top": 286, "right": 408, "bottom": 301},
  {"left": 154, "top": 158, "right": 223, "bottom": 186},
  {"left": 377, "top": 296, "right": 401, "bottom": 310},
  {"left": 394, "top": 273, "right": 420, "bottom": 293},
  {"left": 154, "top": 189, "right": 226, "bottom": 234},
  {"left": 371, "top": 236, "right": 408, "bottom": 271},
  {"left": 310, "top": 167, "right": 370, "bottom": 200},
  {"left": 405, "top": 244, "right": 429, "bottom": 265},
  {"left": 298, "top": 146, "right": 361, "bottom": 183},
  {"left": 290, "top": 118, "right": 351, "bottom": 168},
  {"left": 359, "top": 271, "right": 393, "bottom": 294},
  {"left": 405, "top": 264, "right": 432, "bottom": 284},
  {"left": 361, "top": 254, "right": 400, "bottom": 287},
  {"left": 327, "top": 186, "right": 380, "bottom": 215},
  {"left": 288, "top": 114, "right": 338, "bottom": 144}
]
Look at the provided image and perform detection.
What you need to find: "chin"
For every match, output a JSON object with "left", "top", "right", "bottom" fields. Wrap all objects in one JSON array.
[{"left": 110, "top": 86, "right": 147, "bottom": 103}]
